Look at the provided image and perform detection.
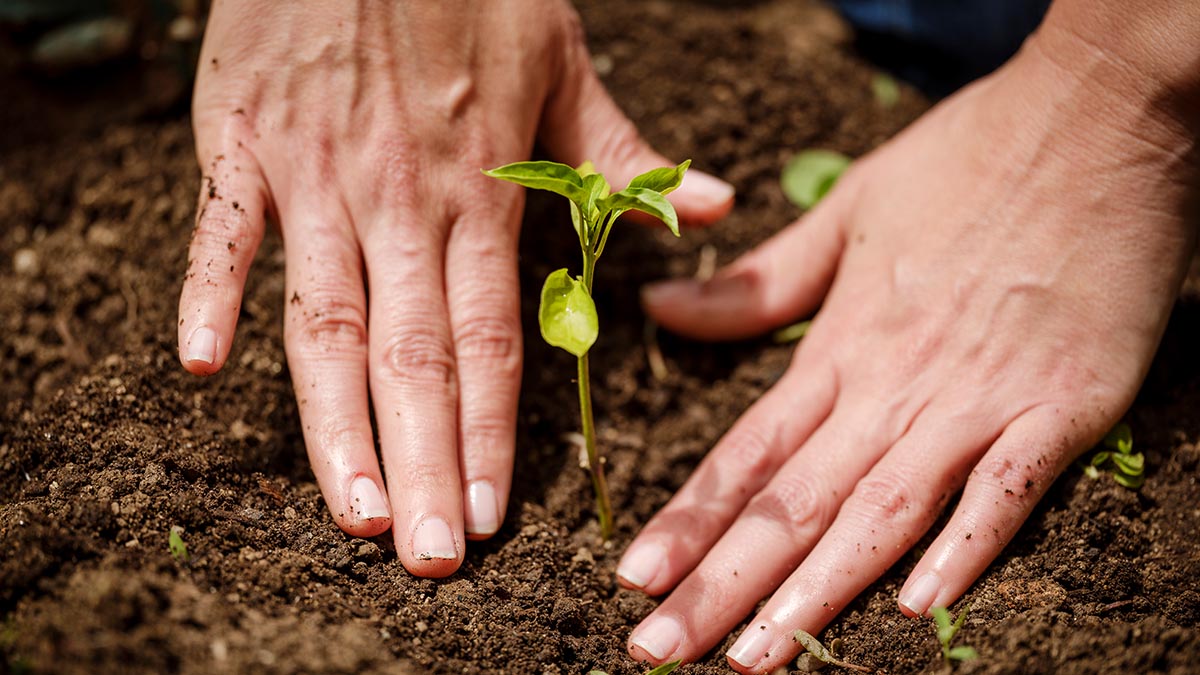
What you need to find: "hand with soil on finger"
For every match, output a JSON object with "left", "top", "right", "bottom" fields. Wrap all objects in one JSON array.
[
  {"left": 617, "top": 1, "right": 1200, "bottom": 671},
  {"left": 176, "top": 0, "right": 734, "bottom": 578}
]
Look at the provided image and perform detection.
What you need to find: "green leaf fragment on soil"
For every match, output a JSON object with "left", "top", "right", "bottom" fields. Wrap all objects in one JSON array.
[
  {"left": 781, "top": 150, "right": 851, "bottom": 210},
  {"left": 794, "top": 630, "right": 872, "bottom": 672},
  {"left": 538, "top": 268, "right": 598, "bottom": 357},
  {"left": 1113, "top": 471, "right": 1145, "bottom": 489},
  {"left": 168, "top": 525, "right": 188, "bottom": 561},
  {"left": 1111, "top": 451, "right": 1144, "bottom": 475},
  {"left": 644, "top": 660, "right": 682, "bottom": 675},
  {"left": 947, "top": 646, "right": 979, "bottom": 661},
  {"left": 871, "top": 72, "right": 900, "bottom": 108}
]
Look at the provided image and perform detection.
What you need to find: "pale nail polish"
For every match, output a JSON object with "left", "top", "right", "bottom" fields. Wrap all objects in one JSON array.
[
  {"left": 898, "top": 571, "right": 942, "bottom": 616},
  {"left": 348, "top": 475, "right": 390, "bottom": 523},
  {"left": 679, "top": 170, "right": 736, "bottom": 205},
  {"left": 413, "top": 516, "right": 457, "bottom": 561},
  {"left": 185, "top": 326, "right": 217, "bottom": 364},
  {"left": 464, "top": 480, "right": 499, "bottom": 536},
  {"left": 630, "top": 614, "right": 683, "bottom": 661},
  {"left": 726, "top": 623, "right": 775, "bottom": 669},
  {"left": 617, "top": 541, "right": 666, "bottom": 589}
]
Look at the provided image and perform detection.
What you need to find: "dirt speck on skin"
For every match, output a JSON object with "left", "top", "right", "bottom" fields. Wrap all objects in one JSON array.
[{"left": 2, "top": 1, "right": 1200, "bottom": 674}]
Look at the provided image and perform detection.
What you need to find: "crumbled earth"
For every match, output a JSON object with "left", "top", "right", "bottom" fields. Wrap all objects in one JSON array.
[{"left": 2, "top": 1, "right": 1198, "bottom": 674}]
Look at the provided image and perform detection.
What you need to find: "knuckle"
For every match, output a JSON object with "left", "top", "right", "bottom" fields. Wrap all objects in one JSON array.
[
  {"left": 745, "top": 474, "right": 826, "bottom": 542},
  {"left": 376, "top": 325, "right": 457, "bottom": 387},
  {"left": 715, "top": 422, "right": 783, "bottom": 484},
  {"left": 846, "top": 476, "right": 924, "bottom": 528},
  {"left": 460, "top": 415, "right": 514, "bottom": 462},
  {"left": 971, "top": 455, "right": 1039, "bottom": 500},
  {"left": 455, "top": 315, "right": 521, "bottom": 371},
  {"left": 286, "top": 292, "right": 368, "bottom": 354}
]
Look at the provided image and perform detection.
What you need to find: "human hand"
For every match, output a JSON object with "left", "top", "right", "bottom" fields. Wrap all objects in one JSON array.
[
  {"left": 619, "top": 15, "right": 1198, "bottom": 672},
  {"left": 176, "top": 0, "right": 733, "bottom": 577}
]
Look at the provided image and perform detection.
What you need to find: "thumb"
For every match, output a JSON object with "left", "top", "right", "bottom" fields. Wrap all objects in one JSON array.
[
  {"left": 539, "top": 15, "right": 734, "bottom": 226},
  {"left": 642, "top": 178, "right": 853, "bottom": 341}
]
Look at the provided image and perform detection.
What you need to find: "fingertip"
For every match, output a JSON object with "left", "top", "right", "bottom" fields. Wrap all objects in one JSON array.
[
  {"left": 616, "top": 540, "right": 668, "bottom": 592},
  {"left": 398, "top": 515, "right": 463, "bottom": 578},
  {"left": 180, "top": 324, "right": 225, "bottom": 375},
  {"left": 671, "top": 169, "right": 735, "bottom": 225},
  {"left": 627, "top": 613, "right": 684, "bottom": 664},
  {"left": 897, "top": 570, "right": 943, "bottom": 618}
]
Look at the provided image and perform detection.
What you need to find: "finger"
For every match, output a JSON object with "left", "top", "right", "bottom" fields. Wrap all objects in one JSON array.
[
  {"left": 445, "top": 198, "right": 523, "bottom": 539},
  {"left": 365, "top": 219, "right": 464, "bottom": 578},
  {"left": 720, "top": 404, "right": 996, "bottom": 674},
  {"left": 641, "top": 179, "right": 853, "bottom": 341},
  {"left": 178, "top": 149, "right": 268, "bottom": 375},
  {"left": 626, "top": 393, "right": 890, "bottom": 667},
  {"left": 896, "top": 404, "right": 1094, "bottom": 618},
  {"left": 281, "top": 199, "right": 391, "bottom": 539},
  {"left": 617, "top": 354, "right": 837, "bottom": 595},
  {"left": 539, "top": 10, "right": 734, "bottom": 225}
]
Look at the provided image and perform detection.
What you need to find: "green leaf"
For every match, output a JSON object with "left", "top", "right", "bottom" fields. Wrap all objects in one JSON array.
[
  {"left": 601, "top": 187, "right": 680, "bottom": 236},
  {"left": 627, "top": 159, "right": 691, "bottom": 196},
  {"left": 1103, "top": 423, "right": 1133, "bottom": 454},
  {"left": 795, "top": 629, "right": 836, "bottom": 664},
  {"left": 1090, "top": 451, "right": 1111, "bottom": 467},
  {"left": 577, "top": 160, "right": 599, "bottom": 178},
  {"left": 168, "top": 525, "right": 189, "bottom": 561},
  {"left": 1083, "top": 464, "right": 1100, "bottom": 479},
  {"left": 581, "top": 172, "right": 611, "bottom": 228},
  {"left": 1111, "top": 451, "right": 1144, "bottom": 475},
  {"left": 930, "top": 606, "right": 952, "bottom": 632},
  {"left": 482, "top": 161, "right": 586, "bottom": 205},
  {"left": 871, "top": 73, "right": 900, "bottom": 108},
  {"left": 538, "top": 269, "right": 598, "bottom": 357},
  {"left": 644, "top": 660, "right": 682, "bottom": 675},
  {"left": 773, "top": 319, "right": 811, "bottom": 344},
  {"left": 1113, "top": 471, "right": 1145, "bottom": 489},
  {"left": 781, "top": 150, "right": 851, "bottom": 210},
  {"left": 946, "top": 646, "right": 978, "bottom": 661}
]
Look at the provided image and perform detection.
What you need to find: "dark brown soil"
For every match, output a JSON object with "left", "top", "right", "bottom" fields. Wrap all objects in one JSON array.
[{"left": 3, "top": 1, "right": 1199, "bottom": 674}]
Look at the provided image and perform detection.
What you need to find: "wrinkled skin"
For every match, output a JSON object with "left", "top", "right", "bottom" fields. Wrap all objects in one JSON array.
[
  {"left": 621, "top": 14, "right": 1199, "bottom": 674},
  {"left": 178, "top": 0, "right": 733, "bottom": 578}
]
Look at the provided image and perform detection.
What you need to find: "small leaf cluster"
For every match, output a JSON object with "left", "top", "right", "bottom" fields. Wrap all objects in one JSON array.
[
  {"left": 931, "top": 606, "right": 978, "bottom": 665},
  {"left": 1083, "top": 423, "right": 1144, "bottom": 489},
  {"left": 483, "top": 159, "right": 687, "bottom": 357},
  {"left": 168, "top": 525, "right": 189, "bottom": 561}
]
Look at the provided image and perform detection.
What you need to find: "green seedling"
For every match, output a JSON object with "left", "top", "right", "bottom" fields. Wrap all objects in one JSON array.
[
  {"left": 773, "top": 319, "right": 812, "bottom": 344},
  {"left": 870, "top": 73, "right": 900, "bottom": 108},
  {"left": 930, "top": 606, "right": 978, "bottom": 665},
  {"left": 168, "top": 525, "right": 189, "bottom": 561},
  {"left": 781, "top": 150, "right": 851, "bottom": 210},
  {"left": 1082, "top": 423, "right": 1144, "bottom": 489},
  {"left": 484, "top": 158, "right": 688, "bottom": 540},
  {"left": 794, "top": 630, "right": 872, "bottom": 672},
  {"left": 589, "top": 660, "right": 681, "bottom": 675}
]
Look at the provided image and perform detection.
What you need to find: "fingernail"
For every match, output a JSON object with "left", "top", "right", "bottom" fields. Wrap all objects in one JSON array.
[
  {"left": 464, "top": 480, "right": 500, "bottom": 536},
  {"left": 413, "top": 516, "right": 457, "bottom": 561},
  {"left": 726, "top": 623, "right": 775, "bottom": 669},
  {"left": 678, "top": 169, "right": 735, "bottom": 205},
  {"left": 630, "top": 614, "right": 683, "bottom": 661},
  {"left": 185, "top": 325, "right": 217, "bottom": 364},
  {"left": 898, "top": 571, "right": 942, "bottom": 616},
  {"left": 617, "top": 541, "right": 666, "bottom": 589},
  {"left": 348, "top": 475, "right": 390, "bottom": 523}
]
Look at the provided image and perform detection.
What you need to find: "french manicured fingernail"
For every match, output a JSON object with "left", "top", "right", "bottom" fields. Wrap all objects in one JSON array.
[
  {"left": 677, "top": 169, "right": 735, "bottom": 205},
  {"left": 185, "top": 325, "right": 217, "bottom": 364},
  {"left": 630, "top": 614, "right": 683, "bottom": 661},
  {"left": 413, "top": 516, "right": 457, "bottom": 561},
  {"left": 617, "top": 541, "right": 666, "bottom": 589},
  {"left": 898, "top": 571, "right": 942, "bottom": 616},
  {"left": 348, "top": 475, "right": 390, "bottom": 523},
  {"left": 726, "top": 623, "right": 775, "bottom": 669},
  {"left": 464, "top": 480, "right": 500, "bottom": 536}
]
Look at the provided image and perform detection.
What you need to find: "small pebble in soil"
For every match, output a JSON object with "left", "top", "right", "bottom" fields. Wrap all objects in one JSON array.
[{"left": 13, "top": 248, "right": 39, "bottom": 276}]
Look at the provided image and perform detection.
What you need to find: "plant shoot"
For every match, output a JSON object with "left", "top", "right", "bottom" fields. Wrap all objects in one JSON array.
[
  {"left": 483, "top": 158, "right": 689, "bottom": 539},
  {"left": 931, "top": 605, "right": 978, "bottom": 665}
]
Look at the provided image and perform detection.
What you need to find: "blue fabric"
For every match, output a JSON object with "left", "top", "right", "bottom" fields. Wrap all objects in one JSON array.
[{"left": 831, "top": 0, "right": 1051, "bottom": 95}]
